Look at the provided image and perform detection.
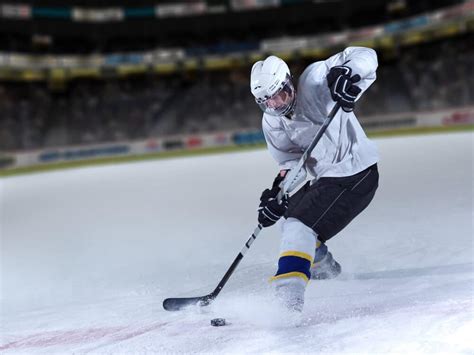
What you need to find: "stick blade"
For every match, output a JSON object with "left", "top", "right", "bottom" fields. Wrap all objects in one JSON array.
[{"left": 163, "top": 295, "right": 213, "bottom": 311}]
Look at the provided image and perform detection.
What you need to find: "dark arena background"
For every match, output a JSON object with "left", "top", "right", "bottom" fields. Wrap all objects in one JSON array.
[
  {"left": 0, "top": 0, "right": 472, "bottom": 169},
  {"left": 0, "top": 1, "right": 473, "bottom": 353}
]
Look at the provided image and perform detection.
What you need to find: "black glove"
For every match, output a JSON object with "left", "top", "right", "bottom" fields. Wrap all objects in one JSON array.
[
  {"left": 326, "top": 65, "right": 362, "bottom": 112},
  {"left": 258, "top": 172, "right": 289, "bottom": 227}
]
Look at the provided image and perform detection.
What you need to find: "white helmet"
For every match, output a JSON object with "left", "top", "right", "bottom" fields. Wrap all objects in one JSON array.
[{"left": 250, "top": 56, "right": 296, "bottom": 116}]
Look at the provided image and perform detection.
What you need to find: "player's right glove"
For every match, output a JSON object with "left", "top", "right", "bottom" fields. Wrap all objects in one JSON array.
[
  {"left": 258, "top": 171, "right": 289, "bottom": 227},
  {"left": 326, "top": 65, "right": 362, "bottom": 112}
]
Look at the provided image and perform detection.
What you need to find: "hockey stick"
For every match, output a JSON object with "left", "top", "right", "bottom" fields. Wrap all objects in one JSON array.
[{"left": 163, "top": 103, "right": 341, "bottom": 311}]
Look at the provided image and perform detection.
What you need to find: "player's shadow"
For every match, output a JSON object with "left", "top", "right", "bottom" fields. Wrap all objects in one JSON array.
[{"left": 343, "top": 262, "right": 472, "bottom": 281}]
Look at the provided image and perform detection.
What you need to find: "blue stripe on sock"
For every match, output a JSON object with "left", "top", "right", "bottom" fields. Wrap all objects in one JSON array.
[{"left": 275, "top": 255, "right": 311, "bottom": 280}]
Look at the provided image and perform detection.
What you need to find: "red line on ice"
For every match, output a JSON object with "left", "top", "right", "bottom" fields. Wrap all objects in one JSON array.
[{"left": 0, "top": 323, "right": 166, "bottom": 351}]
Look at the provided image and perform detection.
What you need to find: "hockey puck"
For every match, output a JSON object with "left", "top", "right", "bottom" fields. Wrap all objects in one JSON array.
[{"left": 210, "top": 318, "right": 226, "bottom": 327}]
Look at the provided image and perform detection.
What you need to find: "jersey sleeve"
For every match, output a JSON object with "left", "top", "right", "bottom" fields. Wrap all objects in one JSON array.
[
  {"left": 324, "top": 46, "right": 378, "bottom": 98},
  {"left": 262, "top": 115, "right": 303, "bottom": 170}
]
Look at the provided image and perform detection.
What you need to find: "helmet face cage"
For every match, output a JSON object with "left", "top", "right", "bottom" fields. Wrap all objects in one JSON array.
[{"left": 255, "top": 75, "right": 296, "bottom": 116}]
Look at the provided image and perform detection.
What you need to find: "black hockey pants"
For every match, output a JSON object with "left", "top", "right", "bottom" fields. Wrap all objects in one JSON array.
[{"left": 285, "top": 164, "right": 379, "bottom": 243}]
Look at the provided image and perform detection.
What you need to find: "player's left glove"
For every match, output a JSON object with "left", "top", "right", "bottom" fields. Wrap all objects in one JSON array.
[
  {"left": 258, "top": 193, "right": 288, "bottom": 228},
  {"left": 258, "top": 171, "right": 289, "bottom": 227},
  {"left": 327, "top": 65, "right": 362, "bottom": 112}
]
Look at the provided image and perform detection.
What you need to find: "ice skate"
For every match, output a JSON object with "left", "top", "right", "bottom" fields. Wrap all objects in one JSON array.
[
  {"left": 310, "top": 244, "right": 341, "bottom": 280},
  {"left": 274, "top": 279, "right": 305, "bottom": 313}
]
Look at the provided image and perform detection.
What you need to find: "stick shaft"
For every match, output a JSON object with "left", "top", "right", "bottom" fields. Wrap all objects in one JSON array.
[
  {"left": 210, "top": 224, "right": 263, "bottom": 296},
  {"left": 278, "top": 103, "right": 341, "bottom": 199}
]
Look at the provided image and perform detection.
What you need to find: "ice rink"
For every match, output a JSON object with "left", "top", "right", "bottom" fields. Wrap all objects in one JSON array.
[{"left": 1, "top": 132, "right": 473, "bottom": 354}]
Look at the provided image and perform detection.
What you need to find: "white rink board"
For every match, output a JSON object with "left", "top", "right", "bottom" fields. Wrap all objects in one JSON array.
[{"left": 4, "top": 106, "right": 474, "bottom": 170}]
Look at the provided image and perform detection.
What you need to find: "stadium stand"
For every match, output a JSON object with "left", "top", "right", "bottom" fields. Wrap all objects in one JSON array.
[{"left": 0, "top": 1, "right": 472, "bottom": 152}]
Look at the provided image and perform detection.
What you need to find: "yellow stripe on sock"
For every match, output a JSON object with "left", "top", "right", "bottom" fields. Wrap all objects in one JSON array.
[
  {"left": 270, "top": 272, "right": 309, "bottom": 283},
  {"left": 280, "top": 251, "right": 313, "bottom": 263},
  {"left": 316, "top": 240, "right": 321, "bottom": 248}
]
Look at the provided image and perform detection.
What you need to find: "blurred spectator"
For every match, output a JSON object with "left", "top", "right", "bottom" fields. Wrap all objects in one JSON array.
[{"left": 0, "top": 35, "right": 473, "bottom": 152}]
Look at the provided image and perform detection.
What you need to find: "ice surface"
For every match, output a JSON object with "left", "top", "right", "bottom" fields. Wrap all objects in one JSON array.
[{"left": 1, "top": 132, "right": 473, "bottom": 353}]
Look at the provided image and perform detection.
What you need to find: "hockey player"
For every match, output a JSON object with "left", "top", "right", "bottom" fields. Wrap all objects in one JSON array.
[{"left": 250, "top": 47, "right": 379, "bottom": 312}]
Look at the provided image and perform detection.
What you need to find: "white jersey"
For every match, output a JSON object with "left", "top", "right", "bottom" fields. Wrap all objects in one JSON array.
[{"left": 262, "top": 46, "right": 379, "bottom": 180}]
